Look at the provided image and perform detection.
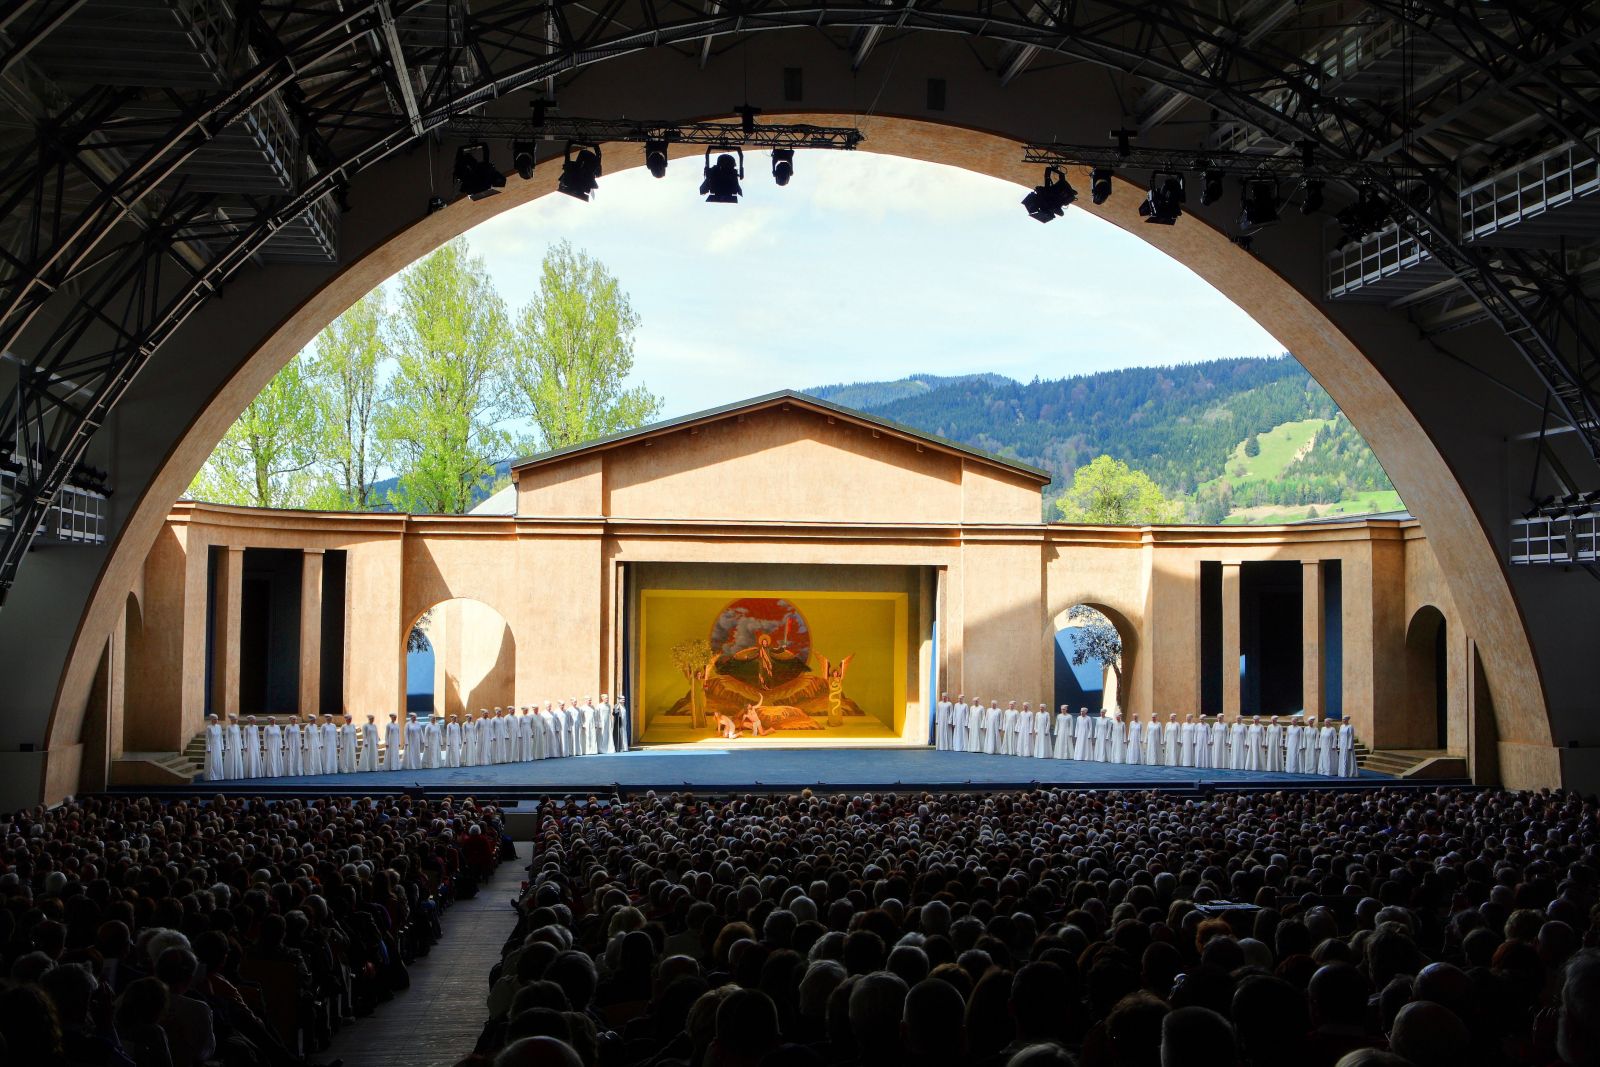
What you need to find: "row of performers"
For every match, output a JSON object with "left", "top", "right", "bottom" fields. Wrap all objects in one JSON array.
[
  {"left": 932, "top": 696, "right": 1361, "bottom": 777},
  {"left": 202, "top": 695, "right": 632, "bottom": 781}
]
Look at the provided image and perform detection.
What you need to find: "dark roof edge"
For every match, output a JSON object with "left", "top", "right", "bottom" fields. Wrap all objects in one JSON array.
[{"left": 508, "top": 389, "right": 1052, "bottom": 483}]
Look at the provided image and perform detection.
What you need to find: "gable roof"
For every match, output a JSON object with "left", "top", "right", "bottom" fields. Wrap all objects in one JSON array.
[{"left": 508, "top": 389, "right": 1052, "bottom": 483}]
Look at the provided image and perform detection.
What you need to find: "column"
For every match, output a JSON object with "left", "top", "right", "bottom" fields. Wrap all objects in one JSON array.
[
  {"left": 1221, "top": 562, "right": 1242, "bottom": 719},
  {"left": 1303, "top": 560, "right": 1324, "bottom": 718},
  {"left": 212, "top": 546, "right": 244, "bottom": 718},
  {"left": 299, "top": 549, "right": 325, "bottom": 717}
]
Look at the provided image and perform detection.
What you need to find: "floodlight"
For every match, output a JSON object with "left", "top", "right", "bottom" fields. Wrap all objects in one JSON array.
[
  {"left": 1090, "top": 167, "right": 1114, "bottom": 205},
  {"left": 513, "top": 141, "right": 537, "bottom": 181},
  {"left": 1139, "top": 172, "right": 1185, "bottom": 224},
  {"left": 645, "top": 140, "right": 669, "bottom": 179},
  {"left": 701, "top": 147, "right": 744, "bottom": 203},
  {"left": 771, "top": 148, "right": 795, "bottom": 186},
  {"left": 1021, "top": 166, "right": 1077, "bottom": 223},
  {"left": 557, "top": 142, "right": 602, "bottom": 201},
  {"left": 453, "top": 143, "right": 505, "bottom": 200}
]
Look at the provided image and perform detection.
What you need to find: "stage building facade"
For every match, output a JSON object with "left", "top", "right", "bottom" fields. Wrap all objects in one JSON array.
[{"left": 103, "top": 392, "right": 1495, "bottom": 785}]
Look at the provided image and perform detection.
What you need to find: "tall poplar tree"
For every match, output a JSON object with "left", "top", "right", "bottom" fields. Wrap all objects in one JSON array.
[
  {"left": 511, "top": 240, "right": 662, "bottom": 451},
  {"left": 377, "top": 239, "right": 514, "bottom": 514},
  {"left": 189, "top": 355, "right": 319, "bottom": 507},
  {"left": 307, "top": 288, "right": 387, "bottom": 510}
]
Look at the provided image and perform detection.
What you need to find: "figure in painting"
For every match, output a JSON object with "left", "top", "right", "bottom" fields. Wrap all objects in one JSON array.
[
  {"left": 728, "top": 620, "right": 801, "bottom": 688},
  {"left": 818, "top": 653, "right": 854, "bottom": 728}
]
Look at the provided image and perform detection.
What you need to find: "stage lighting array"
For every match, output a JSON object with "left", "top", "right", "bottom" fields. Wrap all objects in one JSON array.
[
  {"left": 1240, "top": 179, "right": 1281, "bottom": 229},
  {"left": 1524, "top": 491, "right": 1600, "bottom": 520},
  {"left": 1199, "top": 169, "right": 1224, "bottom": 206},
  {"left": 771, "top": 148, "right": 795, "bottom": 186},
  {"left": 453, "top": 143, "right": 506, "bottom": 200},
  {"left": 1090, "top": 167, "right": 1114, "bottom": 205},
  {"left": 513, "top": 141, "right": 537, "bottom": 180},
  {"left": 1022, "top": 166, "right": 1077, "bottom": 223},
  {"left": 557, "top": 142, "right": 603, "bottom": 201},
  {"left": 645, "top": 140, "right": 669, "bottom": 178},
  {"left": 701, "top": 147, "right": 745, "bottom": 203},
  {"left": 1335, "top": 185, "right": 1393, "bottom": 246},
  {"left": 1139, "top": 172, "right": 1186, "bottom": 225}
]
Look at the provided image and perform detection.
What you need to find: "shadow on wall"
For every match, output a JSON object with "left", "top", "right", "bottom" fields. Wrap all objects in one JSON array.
[{"left": 404, "top": 598, "right": 516, "bottom": 716}]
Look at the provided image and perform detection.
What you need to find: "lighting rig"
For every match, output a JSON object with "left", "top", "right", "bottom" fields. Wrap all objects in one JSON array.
[
  {"left": 443, "top": 113, "right": 865, "bottom": 206},
  {"left": 1018, "top": 138, "right": 1442, "bottom": 243}
]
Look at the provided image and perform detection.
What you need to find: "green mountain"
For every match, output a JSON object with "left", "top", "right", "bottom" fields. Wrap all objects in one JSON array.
[{"left": 806, "top": 356, "right": 1402, "bottom": 523}]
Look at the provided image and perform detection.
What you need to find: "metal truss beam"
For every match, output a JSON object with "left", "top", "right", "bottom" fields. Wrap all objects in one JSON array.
[{"left": 447, "top": 115, "right": 865, "bottom": 149}]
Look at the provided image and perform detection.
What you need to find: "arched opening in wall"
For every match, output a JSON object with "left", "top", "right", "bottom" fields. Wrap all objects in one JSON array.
[
  {"left": 1052, "top": 604, "right": 1136, "bottom": 714},
  {"left": 405, "top": 598, "right": 516, "bottom": 718},
  {"left": 1404, "top": 606, "right": 1450, "bottom": 750}
]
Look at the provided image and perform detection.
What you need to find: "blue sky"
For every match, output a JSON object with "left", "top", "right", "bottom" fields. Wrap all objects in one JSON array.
[{"left": 455, "top": 150, "right": 1284, "bottom": 421}]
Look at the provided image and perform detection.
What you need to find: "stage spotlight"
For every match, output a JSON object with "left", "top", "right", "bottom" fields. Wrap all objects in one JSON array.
[
  {"left": 701, "top": 146, "right": 744, "bottom": 203},
  {"left": 644, "top": 140, "right": 669, "bottom": 179},
  {"left": 1022, "top": 166, "right": 1077, "bottom": 223},
  {"left": 771, "top": 148, "right": 795, "bottom": 186},
  {"left": 1301, "top": 179, "right": 1325, "bottom": 214},
  {"left": 1199, "top": 169, "right": 1224, "bottom": 206},
  {"left": 513, "top": 141, "right": 537, "bottom": 181},
  {"left": 557, "top": 142, "right": 602, "bottom": 201},
  {"left": 426, "top": 194, "right": 446, "bottom": 215},
  {"left": 1139, "top": 171, "right": 1185, "bottom": 225},
  {"left": 1240, "top": 179, "right": 1281, "bottom": 228},
  {"left": 453, "top": 143, "right": 506, "bottom": 200},
  {"left": 1090, "top": 167, "right": 1114, "bottom": 204},
  {"left": 1335, "top": 185, "right": 1390, "bottom": 245}
]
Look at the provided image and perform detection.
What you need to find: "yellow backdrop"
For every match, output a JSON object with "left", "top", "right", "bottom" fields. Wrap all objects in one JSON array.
[{"left": 639, "top": 588, "right": 908, "bottom": 739}]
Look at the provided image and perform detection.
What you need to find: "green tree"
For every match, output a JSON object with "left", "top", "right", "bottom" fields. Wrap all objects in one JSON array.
[
  {"left": 377, "top": 239, "right": 514, "bottom": 514},
  {"left": 1244, "top": 433, "right": 1261, "bottom": 457},
  {"left": 511, "top": 240, "right": 662, "bottom": 451},
  {"left": 1066, "top": 604, "right": 1123, "bottom": 705},
  {"left": 189, "top": 354, "right": 318, "bottom": 507},
  {"left": 1056, "top": 455, "right": 1181, "bottom": 524},
  {"left": 306, "top": 289, "right": 387, "bottom": 510}
]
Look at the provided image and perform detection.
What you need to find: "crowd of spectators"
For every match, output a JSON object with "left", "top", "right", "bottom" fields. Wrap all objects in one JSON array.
[
  {"left": 0, "top": 793, "right": 506, "bottom": 1066},
  {"left": 463, "top": 786, "right": 1600, "bottom": 1067}
]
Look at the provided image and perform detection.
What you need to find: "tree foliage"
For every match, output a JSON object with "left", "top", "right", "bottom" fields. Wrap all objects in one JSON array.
[
  {"left": 512, "top": 240, "right": 662, "bottom": 451},
  {"left": 1066, "top": 603, "right": 1124, "bottom": 697},
  {"left": 189, "top": 354, "right": 318, "bottom": 507},
  {"left": 306, "top": 289, "right": 387, "bottom": 510},
  {"left": 1056, "top": 455, "right": 1181, "bottom": 525}
]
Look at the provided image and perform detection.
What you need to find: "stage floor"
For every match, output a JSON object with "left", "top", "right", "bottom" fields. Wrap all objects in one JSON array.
[{"left": 193, "top": 746, "right": 1390, "bottom": 792}]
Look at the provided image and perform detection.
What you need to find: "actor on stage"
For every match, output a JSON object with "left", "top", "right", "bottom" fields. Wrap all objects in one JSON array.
[
  {"left": 1032, "top": 702, "right": 1053, "bottom": 758},
  {"left": 1072, "top": 708, "right": 1091, "bottom": 761},
  {"left": 1338, "top": 719, "right": 1357, "bottom": 777},
  {"left": 1243, "top": 716, "right": 1263, "bottom": 771},
  {"left": 338, "top": 716, "right": 357, "bottom": 773},
  {"left": 950, "top": 696, "right": 969, "bottom": 753},
  {"left": 285, "top": 716, "right": 303, "bottom": 777},
  {"left": 1284, "top": 718, "right": 1304, "bottom": 773},
  {"left": 596, "top": 696, "right": 615, "bottom": 754},
  {"left": 1316, "top": 719, "right": 1336, "bottom": 775},
  {"left": 446, "top": 715, "right": 463, "bottom": 767},
  {"left": 358, "top": 716, "right": 379, "bottom": 772},
  {"left": 1050, "top": 705, "right": 1072, "bottom": 759},
  {"left": 204, "top": 716, "right": 225, "bottom": 781},
  {"left": 239, "top": 717, "right": 259, "bottom": 779},
  {"left": 1264, "top": 716, "right": 1283, "bottom": 772},
  {"left": 1125, "top": 714, "right": 1143, "bottom": 766},
  {"left": 263, "top": 718, "right": 284, "bottom": 778},
  {"left": 615, "top": 695, "right": 631, "bottom": 752},
  {"left": 1005, "top": 702, "right": 1024, "bottom": 756},
  {"left": 717, "top": 711, "right": 738, "bottom": 738},
  {"left": 966, "top": 699, "right": 984, "bottom": 752},
  {"left": 979, "top": 701, "right": 1001, "bottom": 754},
  {"left": 383, "top": 715, "right": 401, "bottom": 771},
  {"left": 1300, "top": 716, "right": 1319, "bottom": 772},
  {"left": 1104, "top": 710, "right": 1124, "bottom": 765},
  {"left": 1229, "top": 717, "right": 1248, "bottom": 770},
  {"left": 934, "top": 692, "right": 951, "bottom": 749},
  {"left": 1090, "top": 712, "right": 1108, "bottom": 762},
  {"left": 1210, "top": 715, "right": 1228, "bottom": 770}
]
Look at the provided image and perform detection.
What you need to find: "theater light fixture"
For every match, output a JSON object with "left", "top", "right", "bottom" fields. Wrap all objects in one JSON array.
[
  {"left": 1301, "top": 179, "right": 1325, "bottom": 214},
  {"left": 1335, "top": 185, "right": 1391, "bottom": 246},
  {"left": 453, "top": 143, "right": 506, "bottom": 200},
  {"left": 513, "top": 141, "right": 537, "bottom": 181},
  {"left": 426, "top": 194, "right": 446, "bottom": 215},
  {"left": 1240, "top": 179, "right": 1281, "bottom": 229},
  {"left": 1199, "top": 169, "right": 1224, "bottom": 206},
  {"left": 557, "top": 142, "right": 603, "bottom": 201},
  {"left": 1139, "top": 172, "right": 1185, "bottom": 225},
  {"left": 701, "top": 146, "right": 745, "bottom": 203},
  {"left": 645, "top": 140, "right": 669, "bottom": 179},
  {"left": 1090, "top": 167, "right": 1114, "bottom": 205},
  {"left": 771, "top": 148, "right": 795, "bottom": 186},
  {"left": 1022, "top": 166, "right": 1077, "bottom": 223}
]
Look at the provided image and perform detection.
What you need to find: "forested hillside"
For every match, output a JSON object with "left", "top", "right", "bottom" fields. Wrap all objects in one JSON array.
[{"left": 809, "top": 356, "right": 1401, "bottom": 523}]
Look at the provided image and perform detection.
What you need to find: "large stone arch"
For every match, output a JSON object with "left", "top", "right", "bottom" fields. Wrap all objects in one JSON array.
[
  {"left": 4, "top": 96, "right": 1570, "bottom": 799},
  {"left": 1047, "top": 600, "right": 1141, "bottom": 716}
]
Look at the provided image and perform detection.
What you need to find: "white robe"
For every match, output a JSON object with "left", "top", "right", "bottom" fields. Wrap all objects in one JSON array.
[
  {"left": 480, "top": 717, "right": 497, "bottom": 764},
  {"left": 616, "top": 700, "right": 632, "bottom": 751},
  {"left": 1032, "top": 710, "right": 1053, "bottom": 757},
  {"left": 966, "top": 705, "right": 985, "bottom": 752},
  {"left": 1003, "top": 708, "right": 1022, "bottom": 756},
  {"left": 934, "top": 700, "right": 952, "bottom": 749},
  {"left": 981, "top": 705, "right": 1002, "bottom": 754},
  {"left": 1338, "top": 722, "right": 1358, "bottom": 777},
  {"left": 305, "top": 724, "right": 323, "bottom": 775},
  {"left": 1052, "top": 713, "right": 1074, "bottom": 759},
  {"left": 1125, "top": 720, "right": 1143, "bottom": 766},
  {"left": 1243, "top": 722, "right": 1263, "bottom": 771},
  {"left": 1265, "top": 723, "right": 1283, "bottom": 772},
  {"left": 1284, "top": 724, "right": 1304, "bottom": 773},
  {"left": 339, "top": 723, "right": 357, "bottom": 773},
  {"left": 1072, "top": 717, "right": 1092, "bottom": 761},
  {"left": 446, "top": 721, "right": 463, "bottom": 767},
  {"left": 205, "top": 724, "right": 225, "bottom": 780},
  {"left": 241, "top": 725, "right": 260, "bottom": 779},
  {"left": 1180, "top": 722, "right": 1198, "bottom": 767},
  {"left": 224, "top": 724, "right": 245, "bottom": 779},
  {"left": 502, "top": 715, "right": 517, "bottom": 762},
  {"left": 358, "top": 723, "right": 378, "bottom": 772},
  {"left": 384, "top": 721, "right": 403, "bottom": 771},
  {"left": 1143, "top": 719, "right": 1161, "bottom": 765},
  {"left": 263, "top": 724, "right": 284, "bottom": 777},
  {"left": 1300, "top": 724, "right": 1318, "bottom": 773},
  {"left": 1316, "top": 725, "right": 1336, "bottom": 775},
  {"left": 1105, "top": 718, "right": 1125, "bottom": 764},
  {"left": 421, "top": 720, "right": 440, "bottom": 767},
  {"left": 464, "top": 719, "right": 481, "bottom": 765},
  {"left": 285, "top": 723, "right": 303, "bottom": 776},
  {"left": 950, "top": 703, "right": 969, "bottom": 752},
  {"left": 321, "top": 723, "right": 339, "bottom": 774},
  {"left": 1229, "top": 721, "right": 1248, "bottom": 770},
  {"left": 1161, "top": 721, "right": 1178, "bottom": 766}
]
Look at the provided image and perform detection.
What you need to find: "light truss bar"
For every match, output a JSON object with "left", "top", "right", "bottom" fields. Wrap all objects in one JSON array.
[
  {"left": 447, "top": 115, "right": 866, "bottom": 150},
  {"left": 1022, "top": 142, "right": 1443, "bottom": 184}
]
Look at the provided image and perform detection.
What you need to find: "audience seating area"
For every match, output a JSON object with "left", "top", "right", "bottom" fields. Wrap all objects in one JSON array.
[
  {"left": 0, "top": 794, "right": 506, "bottom": 1066},
  {"left": 468, "top": 786, "right": 1600, "bottom": 1067}
]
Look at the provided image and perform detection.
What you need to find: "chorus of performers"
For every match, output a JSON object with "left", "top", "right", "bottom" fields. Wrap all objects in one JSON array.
[
  {"left": 202, "top": 694, "right": 631, "bottom": 781},
  {"left": 930, "top": 692, "right": 1362, "bottom": 777}
]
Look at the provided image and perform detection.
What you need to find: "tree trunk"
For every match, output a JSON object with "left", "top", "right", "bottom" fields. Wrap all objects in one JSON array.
[{"left": 690, "top": 678, "right": 706, "bottom": 729}]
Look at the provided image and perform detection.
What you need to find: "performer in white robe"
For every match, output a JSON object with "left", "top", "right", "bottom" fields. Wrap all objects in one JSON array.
[
  {"left": 563, "top": 701, "right": 582, "bottom": 755},
  {"left": 383, "top": 715, "right": 403, "bottom": 771},
  {"left": 496, "top": 709, "right": 513, "bottom": 764},
  {"left": 303, "top": 716, "right": 322, "bottom": 775},
  {"left": 1284, "top": 719, "right": 1304, "bottom": 773},
  {"left": 1051, "top": 705, "right": 1074, "bottom": 759},
  {"left": 950, "top": 697, "right": 970, "bottom": 753},
  {"left": 513, "top": 708, "right": 530, "bottom": 762},
  {"left": 538, "top": 703, "right": 557, "bottom": 758},
  {"left": 594, "top": 698, "right": 613, "bottom": 755},
  {"left": 204, "top": 716, "right": 226, "bottom": 780},
  {"left": 1243, "top": 717, "right": 1263, "bottom": 771},
  {"left": 1179, "top": 715, "right": 1198, "bottom": 768},
  {"left": 422, "top": 716, "right": 441, "bottom": 768},
  {"left": 446, "top": 715, "right": 464, "bottom": 767},
  {"left": 480, "top": 713, "right": 498, "bottom": 766},
  {"left": 358, "top": 716, "right": 379, "bottom": 772},
  {"left": 1105, "top": 711, "right": 1124, "bottom": 765},
  {"left": 934, "top": 693, "right": 951, "bottom": 749},
  {"left": 966, "top": 699, "right": 985, "bottom": 752},
  {"left": 262, "top": 719, "right": 283, "bottom": 778},
  {"left": 1337, "top": 720, "right": 1358, "bottom": 777},
  {"left": 1122, "top": 716, "right": 1142, "bottom": 766},
  {"left": 1229, "top": 718, "right": 1248, "bottom": 770},
  {"left": 1016, "top": 702, "right": 1034, "bottom": 756},
  {"left": 1031, "top": 703, "right": 1053, "bottom": 758},
  {"left": 1264, "top": 717, "right": 1283, "bottom": 772},
  {"left": 979, "top": 701, "right": 1001, "bottom": 754},
  {"left": 526, "top": 708, "right": 544, "bottom": 760},
  {"left": 1210, "top": 718, "right": 1228, "bottom": 770},
  {"left": 238, "top": 718, "right": 259, "bottom": 779},
  {"left": 399, "top": 715, "right": 419, "bottom": 770},
  {"left": 464, "top": 711, "right": 481, "bottom": 765},
  {"left": 581, "top": 700, "right": 600, "bottom": 755},
  {"left": 547, "top": 704, "right": 566, "bottom": 757},
  {"left": 222, "top": 717, "right": 244, "bottom": 779},
  {"left": 338, "top": 716, "right": 357, "bottom": 773},
  {"left": 1007, "top": 703, "right": 1026, "bottom": 756},
  {"left": 283, "top": 718, "right": 303, "bottom": 777},
  {"left": 320, "top": 716, "right": 339, "bottom": 775},
  {"left": 1072, "top": 709, "right": 1092, "bottom": 761},
  {"left": 1300, "top": 717, "right": 1319, "bottom": 773},
  {"left": 1158, "top": 714, "right": 1177, "bottom": 766},
  {"left": 615, "top": 696, "right": 631, "bottom": 752},
  {"left": 1316, "top": 721, "right": 1336, "bottom": 775}
]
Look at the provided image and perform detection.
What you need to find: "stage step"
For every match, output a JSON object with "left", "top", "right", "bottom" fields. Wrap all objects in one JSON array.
[{"left": 1359, "top": 748, "right": 1462, "bottom": 777}]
